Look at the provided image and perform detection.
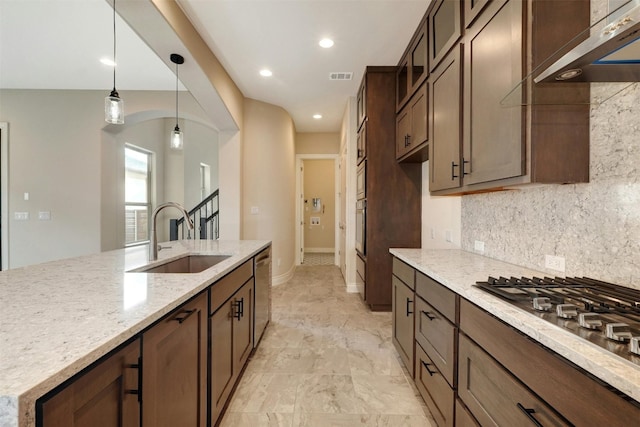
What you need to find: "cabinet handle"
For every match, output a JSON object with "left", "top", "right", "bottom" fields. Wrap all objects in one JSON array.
[
  {"left": 421, "top": 310, "right": 436, "bottom": 321},
  {"left": 232, "top": 300, "right": 242, "bottom": 321},
  {"left": 451, "top": 161, "right": 459, "bottom": 179},
  {"left": 517, "top": 403, "right": 544, "bottom": 427},
  {"left": 404, "top": 134, "right": 411, "bottom": 147},
  {"left": 406, "top": 298, "right": 413, "bottom": 316},
  {"left": 171, "top": 308, "right": 196, "bottom": 324},
  {"left": 125, "top": 357, "right": 142, "bottom": 403},
  {"left": 421, "top": 360, "right": 437, "bottom": 377},
  {"left": 239, "top": 297, "right": 244, "bottom": 318},
  {"left": 462, "top": 158, "right": 470, "bottom": 176}
]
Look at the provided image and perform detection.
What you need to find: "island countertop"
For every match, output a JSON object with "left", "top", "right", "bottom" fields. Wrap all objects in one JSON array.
[
  {"left": 0, "top": 239, "right": 271, "bottom": 427},
  {"left": 389, "top": 248, "right": 640, "bottom": 405}
]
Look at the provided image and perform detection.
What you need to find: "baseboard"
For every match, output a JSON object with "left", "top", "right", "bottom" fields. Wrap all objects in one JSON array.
[
  {"left": 272, "top": 264, "right": 295, "bottom": 286},
  {"left": 346, "top": 282, "right": 362, "bottom": 294},
  {"left": 303, "top": 248, "right": 335, "bottom": 253}
]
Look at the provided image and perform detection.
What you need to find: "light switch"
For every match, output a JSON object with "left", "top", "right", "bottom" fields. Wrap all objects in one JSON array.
[
  {"left": 14, "top": 212, "right": 29, "bottom": 220},
  {"left": 23, "top": 192, "right": 30, "bottom": 201},
  {"left": 250, "top": 206, "right": 259, "bottom": 215}
]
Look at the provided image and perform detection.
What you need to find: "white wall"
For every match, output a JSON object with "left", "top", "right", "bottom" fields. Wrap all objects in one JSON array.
[
  {"left": 242, "top": 98, "right": 296, "bottom": 283},
  {"left": 421, "top": 162, "right": 462, "bottom": 249},
  {"left": 0, "top": 89, "right": 217, "bottom": 267}
]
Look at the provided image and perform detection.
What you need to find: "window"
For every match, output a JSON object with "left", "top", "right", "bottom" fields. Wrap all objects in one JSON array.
[{"left": 125, "top": 146, "right": 152, "bottom": 246}]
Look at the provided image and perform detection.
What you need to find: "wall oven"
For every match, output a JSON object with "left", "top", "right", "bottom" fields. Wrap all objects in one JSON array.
[{"left": 356, "top": 198, "right": 366, "bottom": 256}]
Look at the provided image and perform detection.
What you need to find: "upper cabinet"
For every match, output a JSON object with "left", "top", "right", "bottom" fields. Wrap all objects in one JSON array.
[
  {"left": 397, "top": 17, "right": 428, "bottom": 111},
  {"left": 428, "top": 0, "right": 590, "bottom": 195},
  {"left": 429, "top": 0, "right": 463, "bottom": 71}
]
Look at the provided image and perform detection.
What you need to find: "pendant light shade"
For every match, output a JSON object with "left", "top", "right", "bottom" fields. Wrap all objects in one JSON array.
[
  {"left": 170, "top": 53, "right": 185, "bottom": 150},
  {"left": 105, "top": 0, "right": 124, "bottom": 124}
]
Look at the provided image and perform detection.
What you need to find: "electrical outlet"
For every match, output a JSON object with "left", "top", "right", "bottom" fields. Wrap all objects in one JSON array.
[
  {"left": 474, "top": 240, "right": 485, "bottom": 252},
  {"left": 250, "top": 206, "right": 259, "bottom": 215},
  {"left": 445, "top": 230, "right": 452, "bottom": 242},
  {"left": 430, "top": 227, "right": 435, "bottom": 240},
  {"left": 14, "top": 212, "right": 29, "bottom": 220},
  {"left": 545, "top": 255, "right": 565, "bottom": 272}
]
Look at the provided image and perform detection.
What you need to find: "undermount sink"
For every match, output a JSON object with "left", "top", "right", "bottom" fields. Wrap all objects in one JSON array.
[{"left": 135, "top": 255, "right": 231, "bottom": 274}]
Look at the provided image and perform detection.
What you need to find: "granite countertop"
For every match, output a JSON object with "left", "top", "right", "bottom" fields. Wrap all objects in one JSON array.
[
  {"left": 0, "top": 239, "right": 270, "bottom": 427},
  {"left": 390, "top": 248, "right": 640, "bottom": 404}
]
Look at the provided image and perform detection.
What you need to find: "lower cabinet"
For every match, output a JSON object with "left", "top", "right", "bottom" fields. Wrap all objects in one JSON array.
[
  {"left": 392, "top": 275, "right": 415, "bottom": 374},
  {"left": 142, "top": 292, "right": 208, "bottom": 427},
  {"left": 40, "top": 339, "right": 141, "bottom": 427},
  {"left": 210, "top": 260, "right": 254, "bottom": 425},
  {"left": 458, "top": 333, "right": 569, "bottom": 427}
]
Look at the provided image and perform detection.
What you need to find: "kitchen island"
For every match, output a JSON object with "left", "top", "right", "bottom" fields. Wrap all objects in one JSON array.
[
  {"left": 390, "top": 248, "right": 640, "bottom": 424},
  {"left": 0, "top": 239, "right": 270, "bottom": 427}
]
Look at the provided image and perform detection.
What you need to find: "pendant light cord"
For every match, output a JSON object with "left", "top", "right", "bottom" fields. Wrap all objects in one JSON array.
[
  {"left": 112, "top": 0, "right": 117, "bottom": 93},
  {"left": 175, "top": 61, "right": 179, "bottom": 127}
]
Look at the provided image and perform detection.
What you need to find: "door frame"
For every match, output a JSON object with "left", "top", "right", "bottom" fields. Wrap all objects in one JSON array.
[
  {"left": 1, "top": 122, "right": 9, "bottom": 270},
  {"left": 295, "top": 154, "right": 339, "bottom": 266}
]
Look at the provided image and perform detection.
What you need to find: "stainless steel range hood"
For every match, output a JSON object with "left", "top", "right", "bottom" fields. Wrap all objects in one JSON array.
[{"left": 535, "top": 0, "right": 640, "bottom": 83}]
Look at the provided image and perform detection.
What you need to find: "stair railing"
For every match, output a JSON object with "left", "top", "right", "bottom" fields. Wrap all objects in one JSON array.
[{"left": 169, "top": 189, "right": 219, "bottom": 241}]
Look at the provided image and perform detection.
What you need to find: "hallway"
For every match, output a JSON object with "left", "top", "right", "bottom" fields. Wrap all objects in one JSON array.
[{"left": 220, "top": 265, "right": 435, "bottom": 426}]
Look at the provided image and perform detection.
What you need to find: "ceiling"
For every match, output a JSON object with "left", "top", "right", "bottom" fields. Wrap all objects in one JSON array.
[{"left": 0, "top": 0, "right": 431, "bottom": 132}]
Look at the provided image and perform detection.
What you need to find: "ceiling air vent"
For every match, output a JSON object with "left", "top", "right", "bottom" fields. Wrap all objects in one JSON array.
[{"left": 329, "top": 72, "right": 353, "bottom": 81}]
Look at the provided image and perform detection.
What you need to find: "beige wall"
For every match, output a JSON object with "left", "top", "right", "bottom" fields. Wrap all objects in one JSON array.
[
  {"left": 242, "top": 98, "right": 296, "bottom": 283},
  {"left": 296, "top": 132, "right": 340, "bottom": 154},
  {"left": 303, "top": 159, "right": 335, "bottom": 251}
]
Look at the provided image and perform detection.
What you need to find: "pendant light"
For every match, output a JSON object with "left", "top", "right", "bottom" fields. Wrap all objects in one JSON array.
[
  {"left": 104, "top": 0, "right": 124, "bottom": 124},
  {"left": 170, "top": 53, "right": 185, "bottom": 150}
]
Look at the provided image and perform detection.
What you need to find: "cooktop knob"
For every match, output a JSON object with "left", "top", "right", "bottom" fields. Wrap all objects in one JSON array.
[
  {"left": 556, "top": 303, "right": 578, "bottom": 319},
  {"left": 533, "top": 297, "right": 552, "bottom": 311},
  {"left": 578, "top": 313, "right": 602, "bottom": 330},
  {"left": 605, "top": 323, "right": 633, "bottom": 342},
  {"left": 630, "top": 336, "right": 640, "bottom": 356}
]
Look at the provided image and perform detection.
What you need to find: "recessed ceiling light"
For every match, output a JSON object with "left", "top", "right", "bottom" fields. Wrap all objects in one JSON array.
[
  {"left": 313, "top": 114, "right": 322, "bottom": 119},
  {"left": 100, "top": 57, "right": 116, "bottom": 67},
  {"left": 259, "top": 69, "right": 273, "bottom": 77},
  {"left": 319, "top": 38, "right": 334, "bottom": 48}
]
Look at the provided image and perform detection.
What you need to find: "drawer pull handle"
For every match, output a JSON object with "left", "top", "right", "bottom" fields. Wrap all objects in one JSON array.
[
  {"left": 421, "top": 310, "right": 436, "bottom": 321},
  {"left": 517, "top": 403, "right": 543, "bottom": 427},
  {"left": 406, "top": 298, "right": 413, "bottom": 316},
  {"left": 451, "top": 161, "right": 459, "bottom": 179},
  {"left": 421, "top": 360, "right": 437, "bottom": 377},
  {"left": 233, "top": 299, "right": 243, "bottom": 321},
  {"left": 125, "top": 358, "right": 142, "bottom": 402},
  {"left": 171, "top": 309, "right": 196, "bottom": 324}
]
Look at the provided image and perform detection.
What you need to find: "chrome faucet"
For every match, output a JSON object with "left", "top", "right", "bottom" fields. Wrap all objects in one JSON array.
[{"left": 149, "top": 202, "right": 194, "bottom": 261}]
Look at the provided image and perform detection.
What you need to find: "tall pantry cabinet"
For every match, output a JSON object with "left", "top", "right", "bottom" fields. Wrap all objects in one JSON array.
[{"left": 355, "top": 66, "right": 422, "bottom": 311}]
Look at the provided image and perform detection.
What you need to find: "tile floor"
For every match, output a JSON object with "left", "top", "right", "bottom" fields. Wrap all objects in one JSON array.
[
  {"left": 301, "top": 252, "right": 335, "bottom": 266},
  {"left": 219, "top": 265, "right": 436, "bottom": 427}
]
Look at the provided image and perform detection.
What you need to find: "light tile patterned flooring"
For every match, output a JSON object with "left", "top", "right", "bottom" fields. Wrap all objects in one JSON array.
[
  {"left": 219, "top": 265, "right": 435, "bottom": 427},
  {"left": 302, "top": 252, "right": 335, "bottom": 266}
]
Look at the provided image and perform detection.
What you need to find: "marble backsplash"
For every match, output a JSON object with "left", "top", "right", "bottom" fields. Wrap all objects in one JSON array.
[{"left": 461, "top": 82, "right": 640, "bottom": 290}]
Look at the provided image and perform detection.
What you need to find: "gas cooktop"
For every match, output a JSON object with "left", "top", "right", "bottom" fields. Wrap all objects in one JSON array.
[{"left": 475, "top": 276, "right": 640, "bottom": 365}]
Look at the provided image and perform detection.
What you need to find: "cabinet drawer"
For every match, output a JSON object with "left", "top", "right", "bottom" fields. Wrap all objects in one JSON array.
[
  {"left": 458, "top": 333, "right": 569, "bottom": 427},
  {"left": 415, "top": 343, "right": 454, "bottom": 427},
  {"left": 415, "top": 296, "right": 456, "bottom": 387},
  {"left": 210, "top": 260, "right": 252, "bottom": 314},
  {"left": 416, "top": 272, "right": 456, "bottom": 322},
  {"left": 356, "top": 254, "right": 365, "bottom": 282},
  {"left": 460, "top": 299, "right": 640, "bottom": 426},
  {"left": 392, "top": 257, "right": 415, "bottom": 290}
]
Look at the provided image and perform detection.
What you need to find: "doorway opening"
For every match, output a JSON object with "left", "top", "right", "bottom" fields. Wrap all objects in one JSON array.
[{"left": 295, "top": 154, "right": 339, "bottom": 266}]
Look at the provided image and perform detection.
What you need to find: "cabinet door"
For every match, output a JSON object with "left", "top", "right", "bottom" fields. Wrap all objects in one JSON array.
[
  {"left": 458, "top": 333, "right": 570, "bottom": 427},
  {"left": 429, "top": 45, "right": 462, "bottom": 192},
  {"left": 357, "top": 80, "right": 366, "bottom": 128},
  {"left": 357, "top": 121, "right": 367, "bottom": 164},
  {"left": 210, "top": 297, "right": 234, "bottom": 423},
  {"left": 396, "top": 105, "right": 411, "bottom": 159},
  {"left": 41, "top": 339, "right": 140, "bottom": 427},
  {"left": 397, "top": 83, "right": 428, "bottom": 161},
  {"left": 463, "top": 0, "right": 524, "bottom": 186},
  {"left": 464, "top": 0, "right": 492, "bottom": 28},
  {"left": 142, "top": 293, "right": 207, "bottom": 427},
  {"left": 396, "top": 56, "right": 410, "bottom": 110},
  {"left": 429, "top": 0, "right": 462, "bottom": 70},
  {"left": 233, "top": 279, "right": 254, "bottom": 375},
  {"left": 415, "top": 343, "right": 454, "bottom": 427},
  {"left": 392, "top": 276, "right": 415, "bottom": 375}
]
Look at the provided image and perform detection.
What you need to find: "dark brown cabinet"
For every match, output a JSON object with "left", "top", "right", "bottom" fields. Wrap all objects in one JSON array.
[
  {"left": 429, "top": 0, "right": 590, "bottom": 195},
  {"left": 392, "top": 258, "right": 415, "bottom": 373},
  {"left": 415, "top": 343, "right": 455, "bottom": 427},
  {"left": 429, "top": 0, "right": 463, "bottom": 71},
  {"left": 429, "top": 45, "right": 462, "bottom": 192},
  {"left": 356, "top": 67, "right": 421, "bottom": 311},
  {"left": 142, "top": 292, "right": 208, "bottom": 427},
  {"left": 396, "top": 83, "right": 428, "bottom": 162},
  {"left": 356, "top": 121, "right": 367, "bottom": 165},
  {"left": 40, "top": 339, "right": 141, "bottom": 427},
  {"left": 397, "top": 17, "right": 428, "bottom": 111},
  {"left": 209, "top": 260, "right": 254, "bottom": 424}
]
